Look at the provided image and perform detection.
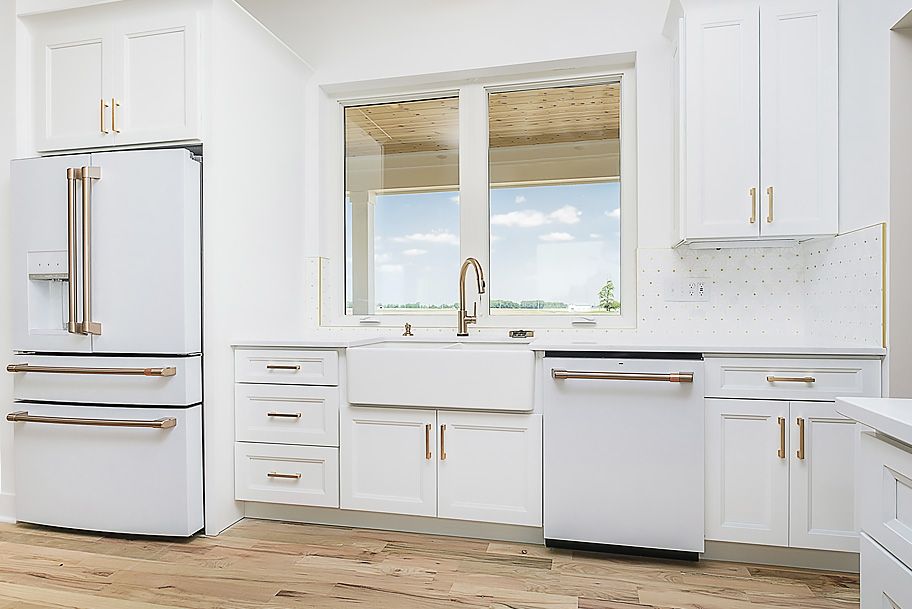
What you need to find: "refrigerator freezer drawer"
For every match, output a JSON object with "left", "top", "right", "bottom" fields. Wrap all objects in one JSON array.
[
  {"left": 9, "top": 355, "right": 202, "bottom": 406},
  {"left": 9, "top": 402, "right": 203, "bottom": 536}
]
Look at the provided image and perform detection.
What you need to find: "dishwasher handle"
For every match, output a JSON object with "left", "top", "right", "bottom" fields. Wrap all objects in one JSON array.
[{"left": 551, "top": 369, "right": 695, "bottom": 383}]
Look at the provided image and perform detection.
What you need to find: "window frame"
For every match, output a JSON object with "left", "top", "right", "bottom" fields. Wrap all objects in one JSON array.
[{"left": 323, "top": 68, "right": 637, "bottom": 330}]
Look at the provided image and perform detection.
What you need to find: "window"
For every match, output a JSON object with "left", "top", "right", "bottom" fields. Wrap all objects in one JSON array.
[{"left": 338, "top": 74, "right": 633, "bottom": 327}]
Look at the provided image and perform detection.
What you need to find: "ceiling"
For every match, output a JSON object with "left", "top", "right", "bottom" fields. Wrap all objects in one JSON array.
[{"left": 345, "top": 83, "right": 620, "bottom": 157}]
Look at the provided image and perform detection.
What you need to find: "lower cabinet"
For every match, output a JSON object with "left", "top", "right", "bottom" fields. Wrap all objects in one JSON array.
[
  {"left": 860, "top": 533, "right": 912, "bottom": 609},
  {"left": 706, "top": 398, "right": 859, "bottom": 552},
  {"left": 235, "top": 443, "right": 340, "bottom": 508},
  {"left": 341, "top": 407, "right": 543, "bottom": 527}
]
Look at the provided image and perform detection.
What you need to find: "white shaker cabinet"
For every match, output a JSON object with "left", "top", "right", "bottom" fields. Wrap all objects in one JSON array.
[
  {"left": 705, "top": 399, "right": 790, "bottom": 546},
  {"left": 340, "top": 407, "right": 438, "bottom": 517},
  {"left": 676, "top": 0, "right": 837, "bottom": 243},
  {"left": 437, "top": 412, "right": 542, "bottom": 527},
  {"left": 29, "top": 3, "right": 200, "bottom": 152}
]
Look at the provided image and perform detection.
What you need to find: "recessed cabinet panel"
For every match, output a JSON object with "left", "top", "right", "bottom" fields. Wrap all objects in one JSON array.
[
  {"left": 859, "top": 431, "right": 912, "bottom": 569},
  {"left": 705, "top": 399, "right": 789, "bottom": 546},
  {"left": 788, "top": 401, "right": 859, "bottom": 552},
  {"left": 684, "top": 1, "right": 760, "bottom": 239},
  {"left": 234, "top": 443, "right": 339, "bottom": 508},
  {"left": 860, "top": 533, "right": 912, "bottom": 609},
  {"left": 760, "top": 0, "right": 838, "bottom": 237},
  {"left": 235, "top": 384, "right": 339, "bottom": 447}
]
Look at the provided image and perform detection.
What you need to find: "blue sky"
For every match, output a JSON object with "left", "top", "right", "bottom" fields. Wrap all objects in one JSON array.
[{"left": 346, "top": 181, "right": 621, "bottom": 310}]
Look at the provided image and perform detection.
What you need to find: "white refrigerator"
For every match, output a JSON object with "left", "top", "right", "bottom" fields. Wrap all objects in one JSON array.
[{"left": 6, "top": 148, "right": 203, "bottom": 536}]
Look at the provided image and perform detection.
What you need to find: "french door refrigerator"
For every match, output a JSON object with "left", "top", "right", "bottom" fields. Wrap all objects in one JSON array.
[{"left": 6, "top": 148, "right": 203, "bottom": 536}]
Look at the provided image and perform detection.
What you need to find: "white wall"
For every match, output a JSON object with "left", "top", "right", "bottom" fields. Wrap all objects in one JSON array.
[{"left": 0, "top": 0, "right": 14, "bottom": 521}]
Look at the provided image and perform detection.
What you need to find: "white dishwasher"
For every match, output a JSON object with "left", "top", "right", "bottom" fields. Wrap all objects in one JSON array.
[{"left": 543, "top": 353, "right": 705, "bottom": 559}]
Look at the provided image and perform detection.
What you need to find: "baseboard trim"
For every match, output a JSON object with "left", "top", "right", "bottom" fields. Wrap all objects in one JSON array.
[
  {"left": 703, "top": 540, "right": 859, "bottom": 573},
  {"left": 0, "top": 492, "right": 15, "bottom": 524},
  {"left": 243, "top": 503, "right": 545, "bottom": 545}
]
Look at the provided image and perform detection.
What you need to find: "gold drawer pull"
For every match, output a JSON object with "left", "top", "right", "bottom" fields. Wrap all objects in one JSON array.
[
  {"left": 267, "top": 412, "right": 302, "bottom": 418},
  {"left": 749, "top": 187, "right": 757, "bottom": 224},
  {"left": 99, "top": 99, "right": 109, "bottom": 134},
  {"left": 111, "top": 97, "right": 120, "bottom": 133},
  {"left": 767, "top": 375, "right": 816, "bottom": 383},
  {"left": 265, "top": 364, "right": 301, "bottom": 371},
  {"left": 7, "top": 364, "right": 176, "bottom": 377},
  {"left": 267, "top": 472, "right": 301, "bottom": 480},
  {"left": 552, "top": 370, "right": 694, "bottom": 383},
  {"left": 796, "top": 417, "right": 806, "bottom": 460},
  {"left": 766, "top": 186, "right": 774, "bottom": 223},
  {"left": 440, "top": 424, "right": 447, "bottom": 461},
  {"left": 425, "top": 423, "right": 432, "bottom": 460},
  {"left": 7, "top": 411, "right": 176, "bottom": 429},
  {"left": 777, "top": 417, "right": 786, "bottom": 459}
]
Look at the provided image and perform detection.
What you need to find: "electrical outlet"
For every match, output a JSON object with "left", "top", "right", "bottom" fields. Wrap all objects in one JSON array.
[{"left": 666, "top": 278, "right": 710, "bottom": 302}]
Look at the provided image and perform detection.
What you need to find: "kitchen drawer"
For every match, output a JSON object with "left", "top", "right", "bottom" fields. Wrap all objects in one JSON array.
[
  {"left": 9, "top": 402, "right": 202, "bottom": 536},
  {"left": 705, "top": 357, "right": 880, "bottom": 400},
  {"left": 235, "top": 384, "right": 339, "bottom": 447},
  {"left": 859, "top": 431, "right": 912, "bottom": 568},
  {"left": 8, "top": 354, "right": 201, "bottom": 406},
  {"left": 860, "top": 533, "right": 912, "bottom": 609},
  {"left": 235, "top": 349, "right": 338, "bottom": 386},
  {"left": 235, "top": 443, "right": 339, "bottom": 508}
]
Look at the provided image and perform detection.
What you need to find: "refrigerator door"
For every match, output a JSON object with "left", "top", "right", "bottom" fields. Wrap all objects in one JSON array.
[
  {"left": 89, "top": 149, "right": 201, "bottom": 354},
  {"left": 11, "top": 154, "right": 93, "bottom": 353},
  {"left": 9, "top": 402, "right": 203, "bottom": 536}
]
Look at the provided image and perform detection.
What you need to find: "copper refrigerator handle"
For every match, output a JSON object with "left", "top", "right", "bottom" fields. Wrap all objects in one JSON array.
[
  {"left": 66, "top": 168, "right": 79, "bottom": 334},
  {"left": 6, "top": 410, "right": 176, "bottom": 429},
  {"left": 551, "top": 369, "right": 695, "bottom": 383},
  {"left": 78, "top": 166, "right": 102, "bottom": 336},
  {"left": 6, "top": 364, "right": 177, "bottom": 377}
]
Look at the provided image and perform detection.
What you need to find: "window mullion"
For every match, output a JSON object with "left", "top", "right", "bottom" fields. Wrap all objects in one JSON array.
[{"left": 458, "top": 85, "right": 491, "bottom": 321}]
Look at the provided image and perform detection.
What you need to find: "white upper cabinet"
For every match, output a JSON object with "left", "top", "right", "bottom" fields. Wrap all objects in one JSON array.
[
  {"left": 677, "top": 0, "right": 837, "bottom": 243},
  {"left": 30, "top": 4, "right": 200, "bottom": 152}
]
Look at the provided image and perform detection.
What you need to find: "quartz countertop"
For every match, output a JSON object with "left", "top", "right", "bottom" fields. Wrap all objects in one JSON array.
[{"left": 836, "top": 398, "right": 912, "bottom": 446}]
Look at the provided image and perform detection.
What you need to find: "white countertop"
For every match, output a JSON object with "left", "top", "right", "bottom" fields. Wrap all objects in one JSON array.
[
  {"left": 233, "top": 334, "right": 885, "bottom": 357},
  {"left": 837, "top": 398, "right": 912, "bottom": 446}
]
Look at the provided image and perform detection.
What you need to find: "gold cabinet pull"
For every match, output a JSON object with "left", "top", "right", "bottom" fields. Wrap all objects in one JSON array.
[
  {"left": 99, "top": 99, "right": 109, "bottom": 134},
  {"left": 551, "top": 369, "right": 694, "bottom": 383},
  {"left": 750, "top": 187, "right": 757, "bottom": 224},
  {"left": 7, "top": 364, "right": 176, "bottom": 377},
  {"left": 267, "top": 412, "right": 301, "bottom": 419},
  {"left": 767, "top": 375, "right": 816, "bottom": 383},
  {"left": 78, "top": 166, "right": 102, "bottom": 335},
  {"left": 440, "top": 424, "right": 447, "bottom": 461},
  {"left": 797, "top": 418, "right": 806, "bottom": 460},
  {"left": 111, "top": 97, "right": 120, "bottom": 133},
  {"left": 6, "top": 410, "right": 176, "bottom": 429},
  {"left": 777, "top": 417, "right": 786, "bottom": 459},
  {"left": 267, "top": 472, "right": 301, "bottom": 480},
  {"left": 65, "top": 168, "right": 79, "bottom": 334},
  {"left": 425, "top": 423, "right": 432, "bottom": 460},
  {"left": 766, "top": 186, "right": 774, "bottom": 223},
  {"left": 265, "top": 364, "right": 301, "bottom": 371}
]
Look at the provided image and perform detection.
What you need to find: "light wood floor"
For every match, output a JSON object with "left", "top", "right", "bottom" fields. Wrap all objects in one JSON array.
[{"left": 0, "top": 519, "right": 858, "bottom": 608}]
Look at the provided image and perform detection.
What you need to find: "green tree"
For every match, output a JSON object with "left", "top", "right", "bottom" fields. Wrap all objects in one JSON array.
[{"left": 598, "top": 280, "right": 620, "bottom": 312}]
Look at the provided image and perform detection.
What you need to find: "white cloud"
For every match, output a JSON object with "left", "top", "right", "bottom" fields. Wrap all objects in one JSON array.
[
  {"left": 378, "top": 264, "right": 404, "bottom": 273},
  {"left": 549, "top": 205, "right": 582, "bottom": 225},
  {"left": 491, "top": 209, "right": 550, "bottom": 228},
  {"left": 402, "top": 248, "right": 427, "bottom": 256},
  {"left": 374, "top": 253, "right": 392, "bottom": 263},
  {"left": 606, "top": 208, "right": 621, "bottom": 219},
  {"left": 589, "top": 233, "right": 602, "bottom": 239},
  {"left": 514, "top": 195, "right": 527, "bottom": 204},
  {"left": 539, "top": 232, "right": 575, "bottom": 242},
  {"left": 393, "top": 231, "right": 459, "bottom": 245}
]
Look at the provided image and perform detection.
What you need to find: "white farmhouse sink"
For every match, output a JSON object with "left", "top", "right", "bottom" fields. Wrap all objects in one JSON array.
[{"left": 347, "top": 340, "right": 534, "bottom": 411}]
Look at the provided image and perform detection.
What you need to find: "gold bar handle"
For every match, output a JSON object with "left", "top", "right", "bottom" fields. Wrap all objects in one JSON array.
[
  {"left": 767, "top": 375, "right": 816, "bottom": 383},
  {"left": 750, "top": 187, "right": 757, "bottom": 224},
  {"left": 766, "top": 186, "right": 774, "bottom": 223},
  {"left": 797, "top": 417, "right": 806, "bottom": 460},
  {"left": 6, "top": 364, "right": 176, "bottom": 377},
  {"left": 78, "top": 166, "right": 102, "bottom": 336},
  {"left": 265, "top": 364, "right": 301, "bottom": 371},
  {"left": 267, "top": 472, "right": 301, "bottom": 480},
  {"left": 66, "top": 168, "right": 79, "bottom": 334},
  {"left": 425, "top": 423, "right": 432, "bottom": 460},
  {"left": 267, "top": 412, "right": 301, "bottom": 418},
  {"left": 440, "top": 424, "right": 447, "bottom": 461},
  {"left": 111, "top": 97, "right": 120, "bottom": 133},
  {"left": 100, "top": 99, "right": 109, "bottom": 134},
  {"left": 7, "top": 410, "right": 176, "bottom": 429},
  {"left": 777, "top": 416, "right": 786, "bottom": 459},
  {"left": 551, "top": 370, "right": 695, "bottom": 383}
]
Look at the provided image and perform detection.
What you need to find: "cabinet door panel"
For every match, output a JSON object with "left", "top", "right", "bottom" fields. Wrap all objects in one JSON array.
[
  {"left": 340, "top": 407, "right": 437, "bottom": 517},
  {"left": 760, "top": 0, "right": 838, "bottom": 237},
  {"left": 34, "top": 24, "right": 113, "bottom": 151},
  {"left": 706, "top": 399, "right": 789, "bottom": 546},
  {"left": 112, "top": 10, "right": 200, "bottom": 146},
  {"left": 789, "top": 401, "right": 859, "bottom": 551},
  {"left": 437, "top": 412, "right": 542, "bottom": 527},
  {"left": 684, "top": 0, "right": 760, "bottom": 239}
]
